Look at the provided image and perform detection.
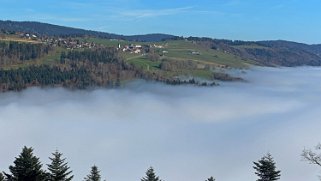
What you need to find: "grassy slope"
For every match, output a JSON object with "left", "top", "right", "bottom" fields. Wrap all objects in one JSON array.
[
  {"left": 125, "top": 40, "right": 255, "bottom": 79},
  {"left": 163, "top": 40, "right": 254, "bottom": 67},
  {"left": 126, "top": 40, "right": 256, "bottom": 68},
  {"left": 81, "top": 37, "right": 254, "bottom": 68}
]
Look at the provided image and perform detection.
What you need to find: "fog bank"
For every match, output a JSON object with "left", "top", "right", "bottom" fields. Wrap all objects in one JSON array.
[{"left": 1, "top": 67, "right": 321, "bottom": 180}]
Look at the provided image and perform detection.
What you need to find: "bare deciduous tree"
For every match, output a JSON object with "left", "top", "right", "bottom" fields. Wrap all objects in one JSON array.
[{"left": 302, "top": 143, "right": 321, "bottom": 167}]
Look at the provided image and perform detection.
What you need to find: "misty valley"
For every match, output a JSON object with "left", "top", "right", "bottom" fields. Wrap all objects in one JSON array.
[
  {"left": 0, "top": 67, "right": 321, "bottom": 181},
  {"left": 0, "top": 2, "right": 321, "bottom": 179}
]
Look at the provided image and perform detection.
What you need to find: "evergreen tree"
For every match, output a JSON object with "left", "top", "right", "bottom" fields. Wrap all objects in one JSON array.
[
  {"left": 0, "top": 172, "right": 4, "bottom": 181},
  {"left": 253, "top": 153, "right": 281, "bottom": 181},
  {"left": 7, "top": 146, "right": 45, "bottom": 181},
  {"left": 47, "top": 150, "right": 73, "bottom": 181},
  {"left": 141, "top": 167, "right": 162, "bottom": 181},
  {"left": 84, "top": 165, "right": 101, "bottom": 181},
  {"left": 206, "top": 176, "right": 215, "bottom": 181}
]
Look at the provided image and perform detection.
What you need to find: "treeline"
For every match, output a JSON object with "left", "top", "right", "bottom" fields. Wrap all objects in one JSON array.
[
  {"left": 0, "top": 146, "right": 214, "bottom": 181},
  {"left": 60, "top": 48, "right": 138, "bottom": 88},
  {"left": 2, "top": 144, "right": 321, "bottom": 181},
  {"left": 1, "top": 147, "right": 99, "bottom": 181},
  {"left": 159, "top": 78, "right": 217, "bottom": 87},
  {"left": 0, "top": 65, "right": 93, "bottom": 91},
  {"left": 60, "top": 48, "right": 119, "bottom": 64},
  {"left": 0, "top": 41, "right": 51, "bottom": 65}
]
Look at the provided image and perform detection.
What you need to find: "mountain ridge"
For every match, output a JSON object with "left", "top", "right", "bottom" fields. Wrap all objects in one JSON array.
[
  {"left": 1, "top": 20, "right": 321, "bottom": 46},
  {"left": 0, "top": 20, "right": 177, "bottom": 42}
]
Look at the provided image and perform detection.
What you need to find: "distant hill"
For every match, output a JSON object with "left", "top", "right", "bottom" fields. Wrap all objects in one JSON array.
[
  {"left": 257, "top": 40, "right": 321, "bottom": 55},
  {"left": 202, "top": 38, "right": 321, "bottom": 67},
  {"left": 1, "top": 20, "right": 321, "bottom": 67},
  {"left": 2, "top": 21, "right": 321, "bottom": 91},
  {"left": 0, "top": 20, "right": 177, "bottom": 42}
]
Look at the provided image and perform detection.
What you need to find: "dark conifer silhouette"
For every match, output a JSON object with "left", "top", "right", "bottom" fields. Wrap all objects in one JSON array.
[
  {"left": 0, "top": 172, "right": 4, "bottom": 181},
  {"left": 47, "top": 150, "right": 73, "bottom": 181},
  {"left": 84, "top": 165, "right": 101, "bottom": 181},
  {"left": 6, "top": 146, "right": 46, "bottom": 181},
  {"left": 206, "top": 176, "right": 215, "bottom": 181},
  {"left": 253, "top": 153, "right": 281, "bottom": 181},
  {"left": 141, "top": 167, "right": 162, "bottom": 181}
]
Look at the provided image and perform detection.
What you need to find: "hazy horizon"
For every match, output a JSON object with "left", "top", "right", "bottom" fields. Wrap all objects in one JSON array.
[{"left": 0, "top": 67, "right": 321, "bottom": 180}]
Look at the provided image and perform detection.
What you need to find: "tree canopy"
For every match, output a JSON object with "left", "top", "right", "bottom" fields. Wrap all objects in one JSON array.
[
  {"left": 141, "top": 167, "right": 162, "bottom": 181},
  {"left": 253, "top": 153, "right": 281, "bottom": 181},
  {"left": 206, "top": 176, "right": 215, "bottom": 181},
  {"left": 6, "top": 146, "right": 46, "bottom": 181},
  {"left": 47, "top": 150, "right": 73, "bottom": 181},
  {"left": 0, "top": 172, "right": 4, "bottom": 181},
  {"left": 84, "top": 165, "right": 101, "bottom": 181}
]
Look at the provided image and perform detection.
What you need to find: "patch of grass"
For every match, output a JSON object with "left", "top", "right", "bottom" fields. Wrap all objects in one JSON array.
[
  {"left": 161, "top": 40, "right": 254, "bottom": 68},
  {"left": 42, "top": 47, "right": 64, "bottom": 65},
  {"left": 127, "top": 56, "right": 161, "bottom": 70},
  {"left": 164, "top": 40, "right": 197, "bottom": 49},
  {"left": 0, "top": 36, "right": 41, "bottom": 44},
  {"left": 121, "top": 52, "right": 144, "bottom": 60},
  {"left": 189, "top": 69, "right": 213, "bottom": 79}
]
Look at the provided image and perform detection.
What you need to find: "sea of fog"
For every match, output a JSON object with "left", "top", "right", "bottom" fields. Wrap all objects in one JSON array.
[{"left": 1, "top": 67, "right": 321, "bottom": 181}]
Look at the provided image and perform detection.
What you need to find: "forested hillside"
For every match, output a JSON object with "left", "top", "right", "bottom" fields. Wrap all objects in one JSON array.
[
  {"left": 192, "top": 38, "right": 321, "bottom": 66},
  {"left": 1, "top": 20, "right": 321, "bottom": 91},
  {"left": 0, "top": 45, "right": 139, "bottom": 91},
  {"left": 0, "top": 41, "right": 51, "bottom": 65}
]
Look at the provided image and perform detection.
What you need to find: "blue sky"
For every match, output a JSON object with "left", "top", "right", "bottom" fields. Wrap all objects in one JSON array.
[{"left": 0, "top": 0, "right": 320, "bottom": 44}]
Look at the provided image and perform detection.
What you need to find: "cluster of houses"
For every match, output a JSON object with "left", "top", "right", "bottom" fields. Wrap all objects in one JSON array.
[
  {"left": 122, "top": 44, "right": 143, "bottom": 54},
  {"left": 42, "top": 37, "right": 98, "bottom": 50},
  {"left": 20, "top": 33, "right": 38, "bottom": 40},
  {"left": 18, "top": 32, "right": 171, "bottom": 54},
  {"left": 20, "top": 34, "right": 99, "bottom": 50},
  {"left": 121, "top": 43, "right": 167, "bottom": 54}
]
